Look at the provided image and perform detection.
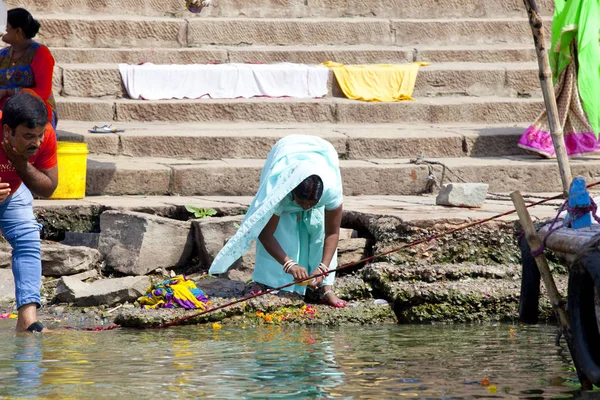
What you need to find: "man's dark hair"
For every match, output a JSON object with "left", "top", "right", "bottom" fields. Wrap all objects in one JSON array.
[
  {"left": 293, "top": 175, "right": 324, "bottom": 202},
  {"left": 1, "top": 92, "right": 48, "bottom": 134},
  {"left": 8, "top": 8, "right": 41, "bottom": 39}
]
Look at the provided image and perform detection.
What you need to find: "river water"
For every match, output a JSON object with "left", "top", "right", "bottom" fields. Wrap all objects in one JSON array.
[{"left": 0, "top": 322, "right": 595, "bottom": 399}]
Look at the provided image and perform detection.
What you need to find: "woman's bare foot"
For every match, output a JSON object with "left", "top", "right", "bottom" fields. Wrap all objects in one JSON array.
[{"left": 320, "top": 288, "right": 347, "bottom": 308}]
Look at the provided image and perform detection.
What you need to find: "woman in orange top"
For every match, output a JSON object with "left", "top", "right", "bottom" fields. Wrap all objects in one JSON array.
[{"left": 0, "top": 8, "right": 57, "bottom": 129}]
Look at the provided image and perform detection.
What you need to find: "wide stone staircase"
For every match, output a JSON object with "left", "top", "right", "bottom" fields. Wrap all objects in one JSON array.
[{"left": 8, "top": 0, "right": 588, "bottom": 198}]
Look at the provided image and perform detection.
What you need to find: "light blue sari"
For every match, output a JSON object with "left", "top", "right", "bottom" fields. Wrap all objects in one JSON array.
[{"left": 209, "top": 135, "right": 343, "bottom": 294}]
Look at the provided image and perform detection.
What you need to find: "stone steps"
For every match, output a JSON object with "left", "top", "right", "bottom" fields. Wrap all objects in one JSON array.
[
  {"left": 56, "top": 96, "right": 544, "bottom": 124},
  {"left": 53, "top": 62, "right": 540, "bottom": 99},
  {"left": 49, "top": 44, "right": 538, "bottom": 65},
  {"left": 35, "top": 15, "right": 551, "bottom": 48},
  {"left": 7, "top": 0, "right": 554, "bottom": 19},
  {"left": 57, "top": 120, "right": 529, "bottom": 159},
  {"left": 83, "top": 154, "right": 600, "bottom": 196}
]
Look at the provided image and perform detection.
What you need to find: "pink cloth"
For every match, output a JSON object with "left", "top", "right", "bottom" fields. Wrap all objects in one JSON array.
[{"left": 518, "top": 126, "right": 600, "bottom": 158}]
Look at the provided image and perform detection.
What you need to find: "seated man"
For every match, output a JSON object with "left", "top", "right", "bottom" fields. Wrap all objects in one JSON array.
[{"left": 0, "top": 91, "right": 58, "bottom": 332}]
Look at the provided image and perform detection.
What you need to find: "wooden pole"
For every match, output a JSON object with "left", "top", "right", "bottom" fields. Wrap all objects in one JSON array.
[
  {"left": 522, "top": 0, "right": 572, "bottom": 196},
  {"left": 511, "top": 191, "right": 592, "bottom": 390}
]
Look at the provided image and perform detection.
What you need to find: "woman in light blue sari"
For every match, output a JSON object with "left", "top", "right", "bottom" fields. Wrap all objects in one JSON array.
[{"left": 209, "top": 135, "right": 347, "bottom": 308}]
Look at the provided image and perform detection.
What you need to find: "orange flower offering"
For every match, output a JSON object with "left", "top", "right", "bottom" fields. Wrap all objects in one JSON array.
[{"left": 254, "top": 305, "right": 318, "bottom": 324}]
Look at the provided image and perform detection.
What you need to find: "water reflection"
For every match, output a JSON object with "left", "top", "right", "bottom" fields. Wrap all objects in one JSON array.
[{"left": 0, "top": 323, "right": 596, "bottom": 399}]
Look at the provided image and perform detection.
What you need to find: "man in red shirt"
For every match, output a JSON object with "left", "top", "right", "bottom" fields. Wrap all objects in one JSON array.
[{"left": 0, "top": 91, "right": 58, "bottom": 332}]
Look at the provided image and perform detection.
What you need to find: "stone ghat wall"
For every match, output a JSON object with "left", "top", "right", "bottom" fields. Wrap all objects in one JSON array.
[{"left": 0, "top": 204, "right": 563, "bottom": 325}]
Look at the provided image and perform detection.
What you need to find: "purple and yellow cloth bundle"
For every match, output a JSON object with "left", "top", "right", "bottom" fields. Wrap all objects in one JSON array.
[{"left": 139, "top": 275, "right": 211, "bottom": 310}]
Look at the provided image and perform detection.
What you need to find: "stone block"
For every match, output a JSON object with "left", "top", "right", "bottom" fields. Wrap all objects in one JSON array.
[
  {"left": 55, "top": 276, "right": 150, "bottom": 306},
  {"left": 115, "top": 100, "right": 336, "bottom": 123},
  {"left": 40, "top": 243, "right": 101, "bottom": 277},
  {"left": 69, "top": 269, "right": 100, "bottom": 282},
  {"left": 188, "top": 19, "right": 393, "bottom": 46},
  {"left": 172, "top": 163, "right": 262, "bottom": 196},
  {"left": 61, "top": 232, "right": 101, "bottom": 249},
  {"left": 416, "top": 47, "right": 537, "bottom": 64},
  {"left": 337, "top": 238, "right": 368, "bottom": 266},
  {"left": 53, "top": 65, "right": 63, "bottom": 96},
  {"left": 392, "top": 18, "right": 549, "bottom": 46},
  {"left": 0, "top": 269, "right": 15, "bottom": 304},
  {"left": 196, "top": 278, "right": 246, "bottom": 298},
  {"left": 52, "top": 48, "right": 228, "bottom": 65},
  {"left": 98, "top": 211, "right": 194, "bottom": 275},
  {"left": 436, "top": 183, "right": 489, "bottom": 208},
  {"left": 62, "top": 65, "right": 125, "bottom": 98},
  {"left": 58, "top": 130, "right": 120, "bottom": 155},
  {"left": 120, "top": 134, "right": 277, "bottom": 159},
  {"left": 228, "top": 47, "right": 412, "bottom": 65},
  {"left": 193, "top": 215, "right": 256, "bottom": 281},
  {"left": 38, "top": 17, "right": 186, "bottom": 48},
  {"left": 56, "top": 98, "right": 115, "bottom": 122},
  {"left": 86, "top": 158, "right": 172, "bottom": 196},
  {"left": 0, "top": 242, "right": 100, "bottom": 277},
  {"left": 414, "top": 66, "right": 506, "bottom": 97},
  {"left": 5, "top": 0, "right": 184, "bottom": 16}
]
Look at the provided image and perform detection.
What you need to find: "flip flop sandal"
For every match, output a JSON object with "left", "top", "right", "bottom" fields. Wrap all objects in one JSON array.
[
  {"left": 88, "top": 124, "right": 125, "bottom": 134},
  {"left": 26, "top": 321, "right": 46, "bottom": 333}
]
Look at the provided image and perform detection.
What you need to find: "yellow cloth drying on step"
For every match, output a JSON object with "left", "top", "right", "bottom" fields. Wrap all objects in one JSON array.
[{"left": 324, "top": 62, "right": 429, "bottom": 102}]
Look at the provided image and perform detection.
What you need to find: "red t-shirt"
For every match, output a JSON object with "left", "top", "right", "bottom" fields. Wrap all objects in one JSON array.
[{"left": 0, "top": 117, "right": 57, "bottom": 192}]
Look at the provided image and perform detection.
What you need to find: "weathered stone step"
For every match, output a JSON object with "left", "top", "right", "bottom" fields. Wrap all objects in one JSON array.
[
  {"left": 362, "top": 263, "right": 566, "bottom": 322},
  {"left": 50, "top": 45, "right": 537, "bottom": 65},
  {"left": 57, "top": 120, "right": 528, "bottom": 159},
  {"left": 84, "top": 154, "right": 600, "bottom": 196},
  {"left": 56, "top": 96, "right": 543, "bottom": 124},
  {"left": 35, "top": 16, "right": 550, "bottom": 48},
  {"left": 363, "top": 263, "right": 521, "bottom": 282},
  {"left": 54, "top": 62, "right": 540, "bottom": 99},
  {"left": 8, "top": 0, "right": 554, "bottom": 19}
]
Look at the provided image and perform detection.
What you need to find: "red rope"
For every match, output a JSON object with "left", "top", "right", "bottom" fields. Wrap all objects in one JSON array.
[{"left": 97, "top": 181, "right": 600, "bottom": 330}]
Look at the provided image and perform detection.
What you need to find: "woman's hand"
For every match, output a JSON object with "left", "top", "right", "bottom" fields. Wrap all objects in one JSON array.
[
  {"left": 289, "top": 265, "right": 309, "bottom": 282},
  {"left": 308, "top": 271, "right": 324, "bottom": 289}
]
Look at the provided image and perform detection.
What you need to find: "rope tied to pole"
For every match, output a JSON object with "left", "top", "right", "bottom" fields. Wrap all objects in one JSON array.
[{"left": 531, "top": 197, "right": 600, "bottom": 257}]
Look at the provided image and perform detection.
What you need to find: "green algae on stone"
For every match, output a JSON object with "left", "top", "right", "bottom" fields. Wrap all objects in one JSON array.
[
  {"left": 34, "top": 206, "right": 102, "bottom": 241},
  {"left": 334, "top": 275, "right": 374, "bottom": 301},
  {"left": 114, "top": 298, "right": 396, "bottom": 328}
]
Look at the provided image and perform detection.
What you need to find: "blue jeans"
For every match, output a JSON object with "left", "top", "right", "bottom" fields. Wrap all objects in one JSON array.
[{"left": 0, "top": 184, "right": 42, "bottom": 309}]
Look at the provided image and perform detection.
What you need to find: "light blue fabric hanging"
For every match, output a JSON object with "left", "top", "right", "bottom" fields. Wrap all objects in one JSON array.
[{"left": 209, "top": 135, "right": 343, "bottom": 294}]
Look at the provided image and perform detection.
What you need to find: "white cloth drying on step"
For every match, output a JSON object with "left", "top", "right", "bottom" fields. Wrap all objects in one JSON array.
[{"left": 118, "top": 63, "right": 329, "bottom": 100}]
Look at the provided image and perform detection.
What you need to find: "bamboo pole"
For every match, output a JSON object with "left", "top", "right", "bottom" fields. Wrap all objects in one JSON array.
[
  {"left": 511, "top": 191, "right": 592, "bottom": 390},
  {"left": 522, "top": 0, "right": 572, "bottom": 196}
]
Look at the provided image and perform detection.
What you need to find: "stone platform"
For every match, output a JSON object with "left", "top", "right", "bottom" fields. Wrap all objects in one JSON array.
[{"left": 35, "top": 193, "right": 571, "bottom": 223}]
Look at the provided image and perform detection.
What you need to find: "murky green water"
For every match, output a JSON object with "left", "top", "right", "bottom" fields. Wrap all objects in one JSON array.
[{"left": 0, "top": 321, "right": 595, "bottom": 399}]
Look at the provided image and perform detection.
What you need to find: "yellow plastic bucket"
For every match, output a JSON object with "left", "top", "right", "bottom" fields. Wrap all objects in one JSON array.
[{"left": 50, "top": 141, "right": 89, "bottom": 199}]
